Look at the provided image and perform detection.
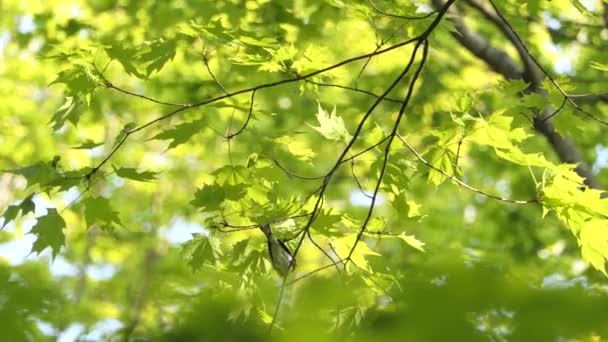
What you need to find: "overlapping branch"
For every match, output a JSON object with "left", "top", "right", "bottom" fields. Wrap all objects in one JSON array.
[
  {"left": 87, "top": 34, "right": 423, "bottom": 179},
  {"left": 343, "top": 39, "right": 429, "bottom": 268}
]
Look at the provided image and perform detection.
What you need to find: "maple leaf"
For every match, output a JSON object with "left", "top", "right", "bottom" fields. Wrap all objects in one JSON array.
[
  {"left": 28, "top": 209, "right": 66, "bottom": 259},
  {"left": 308, "top": 101, "right": 351, "bottom": 142}
]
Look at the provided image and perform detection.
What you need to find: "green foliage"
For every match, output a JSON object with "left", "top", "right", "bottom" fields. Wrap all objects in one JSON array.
[
  {"left": 0, "top": 262, "right": 66, "bottom": 342},
  {"left": 541, "top": 167, "right": 608, "bottom": 274},
  {"left": 1, "top": 0, "right": 607, "bottom": 340}
]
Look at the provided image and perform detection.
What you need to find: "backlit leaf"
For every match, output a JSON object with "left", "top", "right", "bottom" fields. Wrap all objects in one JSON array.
[
  {"left": 71, "top": 139, "right": 104, "bottom": 149},
  {"left": 307, "top": 101, "right": 351, "bottom": 142},
  {"left": 331, "top": 234, "right": 380, "bottom": 272},
  {"left": 398, "top": 234, "right": 426, "bottom": 252}
]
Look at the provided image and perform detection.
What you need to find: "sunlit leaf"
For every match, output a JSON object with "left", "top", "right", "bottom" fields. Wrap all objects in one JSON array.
[
  {"left": 331, "top": 234, "right": 380, "bottom": 272},
  {"left": 398, "top": 234, "right": 425, "bottom": 252},
  {"left": 273, "top": 136, "right": 316, "bottom": 161},
  {"left": 307, "top": 101, "right": 351, "bottom": 142},
  {"left": 590, "top": 62, "right": 608, "bottom": 72},
  {"left": 71, "top": 139, "right": 103, "bottom": 149}
]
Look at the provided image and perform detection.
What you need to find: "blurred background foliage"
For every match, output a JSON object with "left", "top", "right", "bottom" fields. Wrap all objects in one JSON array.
[{"left": 1, "top": 0, "right": 607, "bottom": 340}]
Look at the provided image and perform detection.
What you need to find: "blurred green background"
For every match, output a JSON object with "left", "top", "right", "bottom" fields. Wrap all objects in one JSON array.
[{"left": 1, "top": 0, "right": 607, "bottom": 340}]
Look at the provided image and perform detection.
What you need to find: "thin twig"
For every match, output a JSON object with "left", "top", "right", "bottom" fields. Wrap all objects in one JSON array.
[
  {"left": 268, "top": 268, "right": 289, "bottom": 334},
  {"left": 486, "top": 0, "right": 608, "bottom": 126},
  {"left": 227, "top": 90, "right": 256, "bottom": 139},
  {"left": 93, "top": 64, "right": 188, "bottom": 107},
  {"left": 307, "top": 230, "right": 344, "bottom": 276},
  {"left": 354, "top": 45, "right": 380, "bottom": 89},
  {"left": 540, "top": 96, "right": 567, "bottom": 123},
  {"left": 203, "top": 53, "right": 229, "bottom": 95},
  {"left": 452, "top": 129, "right": 473, "bottom": 176},
  {"left": 270, "top": 135, "right": 389, "bottom": 181},
  {"left": 351, "top": 159, "right": 373, "bottom": 199},
  {"left": 305, "top": 79, "right": 403, "bottom": 103},
  {"left": 286, "top": 258, "right": 347, "bottom": 286},
  {"left": 396, "top": 133, "right": 538, "bottom": 204},
  {"left": 345, "top": 39, "right": 429, "bottom": 269},
  {"left": 369, "top": 0, "right": 438, "bottom": 20}
]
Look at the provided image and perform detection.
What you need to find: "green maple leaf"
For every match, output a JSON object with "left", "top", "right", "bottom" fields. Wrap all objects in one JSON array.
[
  {"left": 112, "top": 122, "right": 136, "bottom": 148},
  {"left": 331, "top": 234, "right": 380, "bottom": 272},
  {"left": 19, "top": 194, "right": 35, "bottom": 215},
  {"left": 28, "top": 209, "right": 66, "bottom": 259},
  {"left": 71, "top": 139, "right": 104, "bottom": 149},
  {"left": 190, "top": 183, "right": 248, "bottom": 211},
  {"left": 273, "top": 136, "right": 316, "bottom": 161},
  {"left": 307, "top": 101, "right": 351, "bottom": 142},
  {"left": 83, "top": 196, "right": 121, "bottom": 231},
  {"left": 140, "top": 39, "right": 177, "bottom": 76},
  {"left": 10, "top": 162, "right": 60, "bottom": 188},
  {"left": 391, "top": 193, "right": 425, "bottom": 220},
  {"left": 1, "top": 206, "right": 20, "bottom": 229},
  {"left": 49, "top": 63, "right": 101, "bottom": 129},
  {"left": 49, "top": 96, "right": 84, "bottom": 130},
  {"left": 579, "top": 220, "right": 608, "bottom": 275},
  {"left": 398, "top": 234, "right": 425, "bottom": 252},
  {"left": 150, "top": 119, "right": 206, "bottom": 150},
  {"left": 237, "top": 35, "right": 279, "bottom": 48},
  {"left": 105, "top": 44, "right": 145, "bottom": 78},
  {"left": 311, "top": 208, "right": 342, "bottom": 236},
  {"left": 113, "top": 166, "right": 159, "bottom": 182},
  {"left": 1, "top": 194, "right": 36, "bottom": 229},
  {"left": 182, "top": 233, "right": 221, "bottom": 270},
  {"left": 425, "top": 147, "right": 454, "bottom": 186}
]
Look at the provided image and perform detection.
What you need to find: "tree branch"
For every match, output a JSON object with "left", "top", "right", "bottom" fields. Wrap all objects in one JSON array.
[
  {"left": 432, "top": 0, "right": 603, "bottom": 190},
  {"left": 85, "top": 35, "right": 424, "bottom": 180},
  {"left": 603, "top": 0, "right": 608, "bottom": 29}
]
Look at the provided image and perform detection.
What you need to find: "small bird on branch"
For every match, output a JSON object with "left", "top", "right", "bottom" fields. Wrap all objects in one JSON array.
[{"left": 260, "top": 224, "right": 295, "bottom": 277}]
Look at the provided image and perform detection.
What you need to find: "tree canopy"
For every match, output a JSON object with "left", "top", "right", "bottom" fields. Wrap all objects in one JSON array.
[{"left": 1, "top": 0, "right": 608, "bottom": 340}]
